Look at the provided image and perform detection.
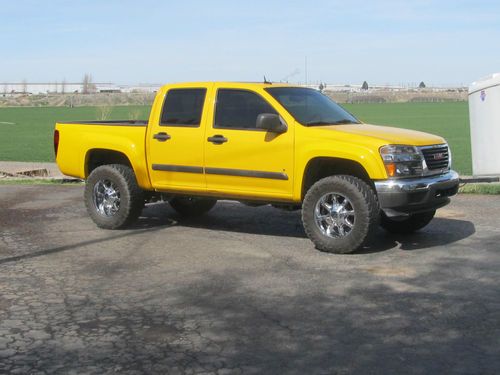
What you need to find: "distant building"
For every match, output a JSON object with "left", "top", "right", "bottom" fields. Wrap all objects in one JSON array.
[
  {"left": 97, "top": 86, "right": 122, "bottom": 93},
  {"left": 0, "top": 82, "right": 164, "bottom": 95},
  {"left": 118, "top": 84, "right": 162, "bottom": 93},
  {"left": 1, "top": 82, "right": 111, "bottom": 95}
]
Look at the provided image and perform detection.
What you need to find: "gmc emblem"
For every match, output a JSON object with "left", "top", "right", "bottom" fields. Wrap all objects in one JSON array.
[{"left": 433, "top": 152, "right": 446, "bottom": 160}]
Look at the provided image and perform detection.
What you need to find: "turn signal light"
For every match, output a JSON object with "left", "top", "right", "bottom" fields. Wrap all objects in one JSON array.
[{"left": 385, "top": 163, "right": 396, "bottom": 177}]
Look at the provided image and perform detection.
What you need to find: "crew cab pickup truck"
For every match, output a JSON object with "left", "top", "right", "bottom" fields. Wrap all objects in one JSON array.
[{"left": 54, "top": 82, "right": 459, "bottom": 253}]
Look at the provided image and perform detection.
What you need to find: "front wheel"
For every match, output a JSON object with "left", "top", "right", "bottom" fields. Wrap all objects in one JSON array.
[
  {"left": 84, "top": 164, "right": 144, "bottom": 229},
  {"left": 302, "top": 175, "right": 379, "bottom": 254},
  {"left": 380, "top": 210, "right": 435, "bottom": 234}
]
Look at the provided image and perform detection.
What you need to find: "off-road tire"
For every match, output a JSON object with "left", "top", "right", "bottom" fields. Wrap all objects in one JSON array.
[
  {"left": 169, "top": 197, "right": 217, "bottom": 217},
  {"left": 84, "top": 164, "right": 144, "bottom": 229},
  {"left": 302, "top": 175, "right": 379, "bottom": 254},
  {"left": 380, "top": 210, "right": 435, "bottom": 234}
]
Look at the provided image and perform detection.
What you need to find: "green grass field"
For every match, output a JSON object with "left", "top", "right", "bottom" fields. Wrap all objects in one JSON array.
[{"left": 0, "top": 102, "right": 471, "bottom": 174}]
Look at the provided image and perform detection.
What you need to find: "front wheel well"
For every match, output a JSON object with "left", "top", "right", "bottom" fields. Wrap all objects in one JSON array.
[
  {"left": 302, "top": 157, "right": 373, "bottom": 199},
  {"left": 85, "top": 149, "right": 133, "bottom": 177}
]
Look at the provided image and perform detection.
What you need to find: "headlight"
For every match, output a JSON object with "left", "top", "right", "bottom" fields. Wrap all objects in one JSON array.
[{"left": 379, "top": 145, "right": 423, "bottom": 178}]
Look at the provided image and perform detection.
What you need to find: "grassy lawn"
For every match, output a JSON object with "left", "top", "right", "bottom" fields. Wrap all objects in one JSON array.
[
  {"left": 0, "top": 102, "right": 472, "bottom": 175},
  {"left": 459, "top": 183, "right": 500, "bottom": 194}
]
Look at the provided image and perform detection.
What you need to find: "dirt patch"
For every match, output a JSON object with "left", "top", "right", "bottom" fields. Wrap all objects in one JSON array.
[
  {"left": 0, "top": 168, "right": 49, "bottom": 178},
  {"left": 16, "top": 169, "right": 49, "bottom": 177}
]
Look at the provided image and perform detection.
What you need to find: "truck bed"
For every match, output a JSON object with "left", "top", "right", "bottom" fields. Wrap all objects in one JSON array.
[{"left": 55, "top": 120, "right": 149, "bottom": 186}]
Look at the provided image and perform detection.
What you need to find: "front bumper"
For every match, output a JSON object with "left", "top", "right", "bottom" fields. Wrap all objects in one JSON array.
[{"left": 374, "top": 170, "right": 459, "bottom": 217}]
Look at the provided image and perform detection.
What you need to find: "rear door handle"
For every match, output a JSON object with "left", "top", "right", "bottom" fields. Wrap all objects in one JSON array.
[
  {"left": 207, "top": 135, "right": 228, "bottom": 145},
  {"left": 153, "top": 132, "right": 171, "bottom": 142}
]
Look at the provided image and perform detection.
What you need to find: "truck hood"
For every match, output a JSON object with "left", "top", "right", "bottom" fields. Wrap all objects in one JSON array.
[{"left": 321, "top": 124, "right": 445, "bottom": 146}]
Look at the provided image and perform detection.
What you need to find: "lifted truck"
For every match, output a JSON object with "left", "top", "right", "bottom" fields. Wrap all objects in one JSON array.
[{"left": 54, "top": 82, "right": 459, "bottom": 253}]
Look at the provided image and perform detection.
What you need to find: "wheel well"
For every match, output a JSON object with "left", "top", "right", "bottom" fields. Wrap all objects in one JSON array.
[
  {"left": 302, "top": 157, "right": 372, "bottom": 199},
  {"left": 86, "top": 149, "right": 132, "bottom": 177}
]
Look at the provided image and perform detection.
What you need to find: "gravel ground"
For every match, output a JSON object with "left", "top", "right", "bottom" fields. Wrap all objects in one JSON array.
[{"left": 0, "top": 185, "right": 499, "bottom": 374}]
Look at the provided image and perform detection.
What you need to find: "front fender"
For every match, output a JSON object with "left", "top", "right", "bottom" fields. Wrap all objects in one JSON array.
[{"left": 293, "top": 142, "right": 387, "bottom": 201}]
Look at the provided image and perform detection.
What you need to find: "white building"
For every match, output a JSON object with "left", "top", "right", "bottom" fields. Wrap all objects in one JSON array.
[
  {"left": 117, "top": 84, "right": 162, "bottom": 93},
  {"left": 1, "top": 82, "right": 163, "bottom": 95},
  {"left": 1, "top": 82, "right": 113, "bottom": 95}
]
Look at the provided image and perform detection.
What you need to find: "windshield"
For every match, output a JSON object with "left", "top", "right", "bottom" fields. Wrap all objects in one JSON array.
[{"left": 265, "top": 87, "right": 360, "bottom": 126}]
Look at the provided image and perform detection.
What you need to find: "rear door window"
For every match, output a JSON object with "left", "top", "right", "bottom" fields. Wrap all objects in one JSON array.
[{"left": 160, "top": 88, "right": 206, "bottom": 127}]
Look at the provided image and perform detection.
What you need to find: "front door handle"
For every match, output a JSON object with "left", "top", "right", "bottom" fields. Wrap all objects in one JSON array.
[
  {"left": 153, "top": 132, "right": 171, "bottom": 142},
  {"left": 207, "top": 135, "right": 228, "bottom": 145}
]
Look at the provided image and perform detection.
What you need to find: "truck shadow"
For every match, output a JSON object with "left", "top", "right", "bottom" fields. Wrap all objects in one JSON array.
[
  {"left": 358, "top": 218, "right": 476, "bottom": 253},
  {"left": 140, "top": 201, "right": 476, "bottom": 253}
]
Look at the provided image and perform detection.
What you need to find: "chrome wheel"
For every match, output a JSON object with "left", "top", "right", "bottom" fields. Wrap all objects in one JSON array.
[
  {"left": 93, "top": 179, "right": 121, "bottom": 217},
  {"left": 314, "top": 192, "right": 355, "bottom": 238}
]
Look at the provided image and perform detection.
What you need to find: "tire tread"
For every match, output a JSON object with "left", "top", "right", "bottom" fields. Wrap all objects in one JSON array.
[
  {"left": 302, "top": 175, "right": 379, "bottom": 254},
  {"left": 84, "top": 164, "right": 144, "bottom": 229}
]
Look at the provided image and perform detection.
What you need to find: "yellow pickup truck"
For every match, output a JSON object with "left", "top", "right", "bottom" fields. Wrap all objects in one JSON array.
[{"left": 54, "top": 82, "right": 459, "bottom": 253}]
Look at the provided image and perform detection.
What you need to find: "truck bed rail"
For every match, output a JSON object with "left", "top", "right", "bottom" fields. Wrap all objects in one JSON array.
[{"left": 57, "top": 120, "right": 148, "bottom": 126}]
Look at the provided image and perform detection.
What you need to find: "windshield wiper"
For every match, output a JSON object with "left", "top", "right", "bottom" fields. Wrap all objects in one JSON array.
[
  {"left": 330, "top": 119, "right": 359, "bottom": 125},
  {"left": 305, "top": 121, "right": 333, "bottom": 126},
  {"left": 306, "top": 119, "right": 358, "bottom": 126}
]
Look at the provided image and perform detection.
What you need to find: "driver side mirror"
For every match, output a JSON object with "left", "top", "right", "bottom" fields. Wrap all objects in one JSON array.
[{"left": 256, "top": 113, "right": 288, "bottom": 134}]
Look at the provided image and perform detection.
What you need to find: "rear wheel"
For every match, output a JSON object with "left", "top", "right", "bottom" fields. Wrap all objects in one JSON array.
[
  {"left": 169, "top": 197, "right": 217, "bottom": 217},
  {"left": 84, "top": 164, "right": 144, "bottom": 229},
  {"left": 380, "top": 210, "right": 435, "bottom": 234},
  {"left": 302, "top": 175, "right": 379, "bottom": 254}
]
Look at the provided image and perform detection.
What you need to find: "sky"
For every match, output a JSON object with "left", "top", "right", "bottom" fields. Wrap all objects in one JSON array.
[{"left": 1, "top": 0, "right": 500, "bottom": 86}]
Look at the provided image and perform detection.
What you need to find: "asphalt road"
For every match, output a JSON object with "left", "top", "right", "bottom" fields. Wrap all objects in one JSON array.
[{"left": 0, "top": 185, "right": 499, "bottom": 374}]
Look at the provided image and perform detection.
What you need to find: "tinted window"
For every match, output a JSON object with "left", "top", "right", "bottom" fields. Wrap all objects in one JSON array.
[
  {"left": 215, "top": 89, "right": 277, "bottom": 129},
  {"left": 266, "top": 87, "right": 359, "bottom": 126},
  {"left": 160, "top": 88, "right": 206, "bottom": 126}
]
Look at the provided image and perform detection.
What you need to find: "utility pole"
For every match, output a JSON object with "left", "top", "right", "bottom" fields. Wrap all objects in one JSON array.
[{"left": 305, "top": 56, "right": 308, "bottom": 86}]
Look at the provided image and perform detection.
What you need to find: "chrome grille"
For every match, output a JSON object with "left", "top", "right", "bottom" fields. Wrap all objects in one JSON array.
[{"left": 420, "top": 145, "right": 450, "bottom": 170}]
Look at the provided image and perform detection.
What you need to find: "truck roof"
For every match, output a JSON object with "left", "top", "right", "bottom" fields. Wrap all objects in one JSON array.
[{"left": 159, "top": 82, "right": 301, "bottom": 91}]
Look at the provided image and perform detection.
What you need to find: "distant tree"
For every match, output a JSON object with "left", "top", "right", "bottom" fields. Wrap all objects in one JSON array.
[
  {"left": 82, "top": 73, "right": 96, "bottom": 94},
  {"left": 361, "top": 81, "right": 369, "bottom": 90},
  {"left": 319, "top": 82, "right": 325, "bottom": 92},
  {"left": 82, "top": 76, "right": 87, "bottom": 93},
  {"left": 419, "top": 81, "right": 426, "bottom": 89},
  {"left": 21, "top": 79, "right": 27, "bottom": 94},
  {"left": 82, "top": 74, "right": 90, "bottom": 94},
  {"left": 2, "top": 82, "right": 7, "bottom": 95},
  {"left": 61, "top": 78, "right": 67, "bottom": 94},
  {"left": 54, "top": 81, "right": 58, "bottom": 94}
]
